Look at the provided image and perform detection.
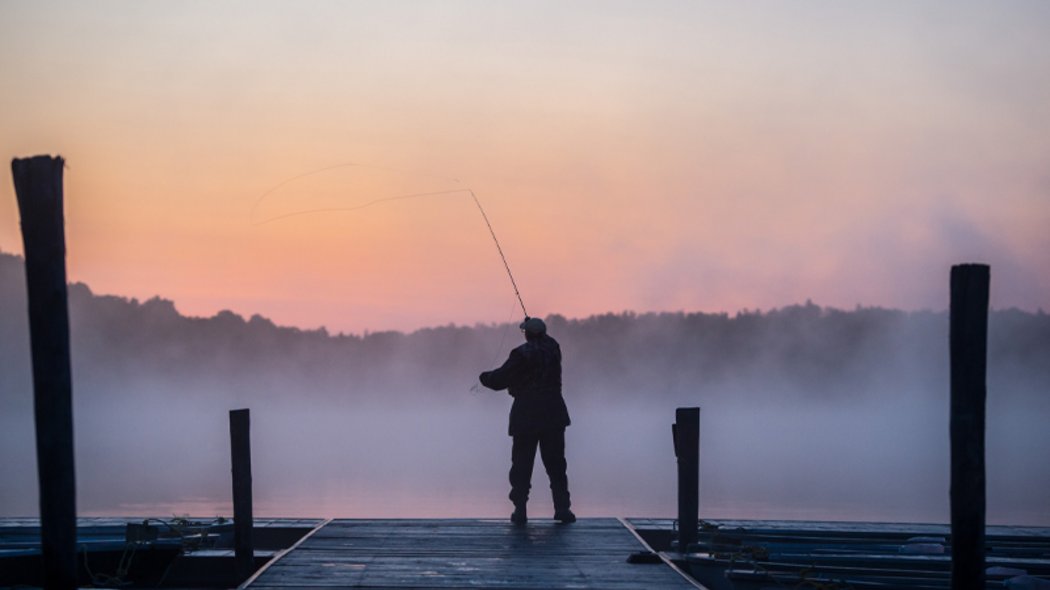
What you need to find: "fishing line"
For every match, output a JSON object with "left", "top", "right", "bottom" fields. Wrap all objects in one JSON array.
[
  {"left": 252, "top": 188, "right": 469, "bottom": 226},
  {"left": 470, "top": 296, "right": 520, "bottom": 394},
  {"left": 249, "top": 161, "right": 461, "bottom": 224},
  {"left": 251, "top": 163, "right": 529, "bottom": 320}
]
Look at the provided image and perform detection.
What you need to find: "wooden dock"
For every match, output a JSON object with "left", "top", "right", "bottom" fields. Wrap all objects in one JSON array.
[{"left": 242, "top": 518, "right": 703, "bottom": 589}]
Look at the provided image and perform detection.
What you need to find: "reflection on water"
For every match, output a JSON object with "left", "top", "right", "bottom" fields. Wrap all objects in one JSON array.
[{"left": 1, "top": 394, "right": 1048, "bottom": 525}]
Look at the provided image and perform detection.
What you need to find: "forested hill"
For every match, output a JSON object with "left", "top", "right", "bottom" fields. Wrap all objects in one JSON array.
[{"left": 2, "top": 251, "right": 1048, "bottom": 405}]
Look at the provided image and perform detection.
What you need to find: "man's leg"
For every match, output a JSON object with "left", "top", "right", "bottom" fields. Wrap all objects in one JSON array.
[
  {"left": 538, "top": 428, "right": 574, "bottom": 522},
  {"left": 509, "top": 433, "right": 539, "bottom": 523}
]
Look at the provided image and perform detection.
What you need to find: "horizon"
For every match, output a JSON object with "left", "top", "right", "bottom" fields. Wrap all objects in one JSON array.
[
  {"left": 7, "top": 248, "right": 1045, "bottom": 339},
  {"left": 2, "top": 2, "right": 1049, "bottom": 334}
]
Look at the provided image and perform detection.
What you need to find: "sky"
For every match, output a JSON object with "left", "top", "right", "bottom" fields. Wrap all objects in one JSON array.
[{"left": 2, "top": 1, "right": 1048, "bottom": 334}]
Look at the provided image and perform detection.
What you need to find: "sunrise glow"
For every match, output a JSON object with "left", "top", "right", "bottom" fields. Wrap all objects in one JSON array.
[{"left": 2, "top": 2, "right": 1048, "bottom": 333}]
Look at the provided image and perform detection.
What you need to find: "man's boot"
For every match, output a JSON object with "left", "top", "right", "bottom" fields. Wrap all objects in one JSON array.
[
  {"left": 554, "top": 508, "right": 576, "bottom": 524},
  {"left": 511, "top": 503, "right": 527, "bottom": 526},
  {"left": 553, "top": 489, "right": 575, "bottom": 523}
]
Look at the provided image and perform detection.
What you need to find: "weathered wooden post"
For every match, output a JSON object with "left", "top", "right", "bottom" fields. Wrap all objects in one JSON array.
[
  {"left": 229, "top": 408, "right": 254, "bottom": 579},
  {"left": 950, "top": 263, "right": 989, "bottom": 590},
  {"left": 12, "top": 155, "right": 77, "bottom": 590},
  {"left": 673, "top": 407, "right": 700, "bottom": 551}
]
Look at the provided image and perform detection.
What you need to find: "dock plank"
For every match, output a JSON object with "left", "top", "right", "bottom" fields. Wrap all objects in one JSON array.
[{"left": 245, "top": 518, "right": 699, "bottom": 589}]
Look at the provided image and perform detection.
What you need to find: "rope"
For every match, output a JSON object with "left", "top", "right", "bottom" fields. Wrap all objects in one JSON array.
[{"left": 81, "top": 541, "right": 137, "bottom": 587}]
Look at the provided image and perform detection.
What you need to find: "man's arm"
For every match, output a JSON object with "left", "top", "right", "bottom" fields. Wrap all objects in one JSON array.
[{"left": 479, "top": 349, "right": 525, "bottom": 392}]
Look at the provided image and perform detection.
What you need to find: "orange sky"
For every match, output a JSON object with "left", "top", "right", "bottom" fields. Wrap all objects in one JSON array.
[{"left": 2, "top": 2, "right": 1048, "bottom": 334}]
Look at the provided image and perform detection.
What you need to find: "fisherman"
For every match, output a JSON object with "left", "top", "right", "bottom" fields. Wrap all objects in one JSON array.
[{"left": 479, "top": 316, "right": 575, "bottom": 525}]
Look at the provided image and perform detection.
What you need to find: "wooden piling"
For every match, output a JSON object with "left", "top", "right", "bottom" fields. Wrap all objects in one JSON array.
[
  {"left": 12, "top": 155, "right": 77, "bottom": 590},
  {"left": 230, "top": 408, "right": 254, "bottom": 579},
  {"left": 673, "top": 407, "right": 699, "bottom": 551},
  {"left": 949, "top": 263, "right": 989, "bottom": 590}
]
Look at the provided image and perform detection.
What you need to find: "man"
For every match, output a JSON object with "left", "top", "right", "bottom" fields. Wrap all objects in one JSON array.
[{"left": 479, "top": 316, "right": 575, "bottom": 525}]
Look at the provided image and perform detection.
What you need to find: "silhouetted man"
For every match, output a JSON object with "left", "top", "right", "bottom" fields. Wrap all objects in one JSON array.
[{"left": 479, "top": 316, "right": 575, "bottom": 525}]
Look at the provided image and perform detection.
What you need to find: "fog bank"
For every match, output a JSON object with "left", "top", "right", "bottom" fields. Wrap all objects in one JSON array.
[{"left": 1, "top": 252, "right": 1047, "bottom": 524}]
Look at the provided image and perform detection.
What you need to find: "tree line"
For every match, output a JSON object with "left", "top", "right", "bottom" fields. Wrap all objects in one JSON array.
[{"left": 2, "top": 251, "right": 1047, "bottom": 405}]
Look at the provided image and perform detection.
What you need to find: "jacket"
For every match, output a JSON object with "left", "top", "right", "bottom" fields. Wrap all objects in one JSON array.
[{"left": 479, "top": 334, "right": 571, "bottom": 436}]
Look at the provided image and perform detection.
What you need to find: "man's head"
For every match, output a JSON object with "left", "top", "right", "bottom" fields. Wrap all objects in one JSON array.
[{"left": 519, "top": 316, "right": 546, "bottom": 340}]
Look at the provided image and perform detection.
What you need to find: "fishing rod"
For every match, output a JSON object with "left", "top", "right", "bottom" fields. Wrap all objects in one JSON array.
[{"left": 469, "top": 190, "right": 527, "bottom": 319}]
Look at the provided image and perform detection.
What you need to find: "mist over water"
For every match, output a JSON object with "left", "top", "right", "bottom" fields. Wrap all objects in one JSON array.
[
  {"left": 1, "top": 253, "right": 1048, "bottom": 525},
  {"left": 3, "top": 382, "right": 1047, "bottom": 524}
]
